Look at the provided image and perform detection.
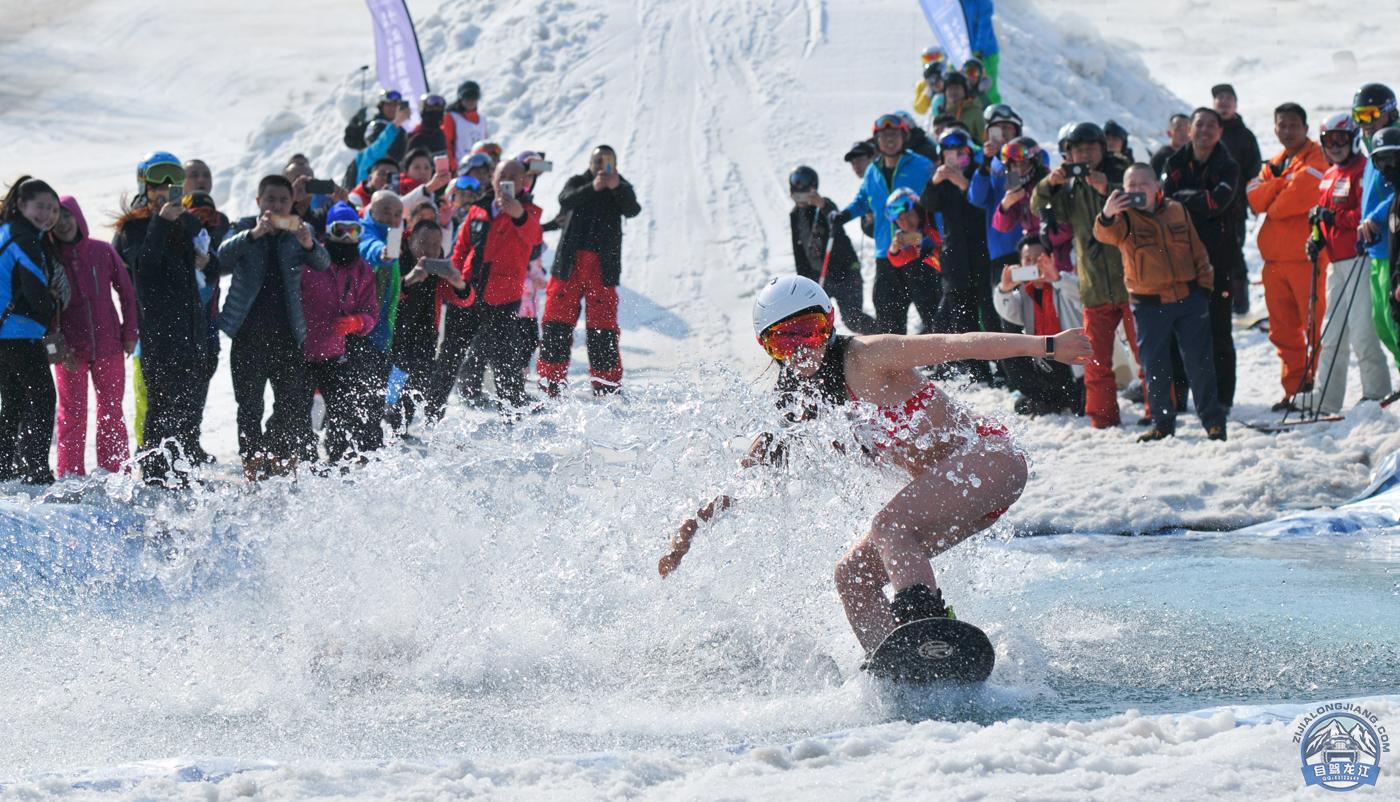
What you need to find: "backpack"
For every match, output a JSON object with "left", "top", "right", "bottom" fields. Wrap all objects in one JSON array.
[{"left": 342, "top": 107, "right": 370, "bottom": 150}]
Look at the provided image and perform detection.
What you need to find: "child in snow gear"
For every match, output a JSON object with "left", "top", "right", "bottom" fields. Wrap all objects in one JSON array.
[
  {"left": 0, "top": 177, "right": 62, "bottom": 485},
  {"left": 52, "top": 196, "right": 138, "bottom": 477}
]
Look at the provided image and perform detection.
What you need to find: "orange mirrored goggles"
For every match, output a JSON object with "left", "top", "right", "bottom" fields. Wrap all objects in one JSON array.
[
  {"left": 757, "top": 310, "right": 834, "bottom": 361},
  {"left": 1352, "top": 104, "right": 1390, "bottom": 124}
]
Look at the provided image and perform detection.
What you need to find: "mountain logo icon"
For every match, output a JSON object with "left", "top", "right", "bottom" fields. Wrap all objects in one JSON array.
[{"left": 1300, "top": 711, "right": 1385, "bottom": 792}]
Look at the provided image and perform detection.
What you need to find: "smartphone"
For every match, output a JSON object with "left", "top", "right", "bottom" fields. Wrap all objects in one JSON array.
[
  {"left": 167, "top": 184, "right": 183, "bottom": 207},
  {"left": 306, "top": 179, "right": 336, "bottom": 195},
  {"left": 1010, "top": 265, "right": 1041, "bottom": 283},
  {"left": 1007, "top": 171, "right": 1030, "bottom": 189},
  {"left": 528, "top": 159, "right": 553, "bottom": 174},
  {"left": 419, "top": 258, "right": 457, "bottom": 279},
  {"left": 386, "top": 173, "right": 400, "bottom": 192},
  {"left": 271, "top": 214, "right": 302, "bottom": 231},
  {"left": 433, "top": 152, "right": 450, "bottom": 173},
  {"left": 603, "top": 158, "right": 616, "bottom": 175},
  {"left": 500, "top": 180, "right": 516, "bottom": 199},
  {"left": 1065, "top": 162, "right": 1090, "bottom": 178},
  {"left": 385, "top": 227, "right": 403, "bottom": 260},
  {"left": 987, "top": 127, "right": 1006, "bottom": 147},
  {"left": 1123, "top": 191, "right": 1147, "bottom": 209}
]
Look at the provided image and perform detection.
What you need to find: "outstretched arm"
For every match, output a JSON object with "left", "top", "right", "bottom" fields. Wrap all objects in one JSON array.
[
  {"left": 853, "top": 329, "right": 1094, "bottom": 373},
  {"left": 658, "top": 432, "right": 787, "bottom": 577}
]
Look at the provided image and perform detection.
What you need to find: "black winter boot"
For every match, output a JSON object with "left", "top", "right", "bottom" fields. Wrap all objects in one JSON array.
[{"left": 890, "top": 583, "right": 948, "bottom": 625}]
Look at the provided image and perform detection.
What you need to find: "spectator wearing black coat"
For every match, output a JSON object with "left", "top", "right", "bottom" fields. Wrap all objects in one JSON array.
[
  {"left": 406, "top": 93, "right": 449, "bottom": 156},
  {"left": 536, "top": 146, "right": 642, "bottom": 396},
  {"left": 787, "top": 168, "right": 878, "bottom": 334},
  {"left": 922, "top": 129, "right": 994, "bottom": 381},
  {"left": 1212, "top": 84, "right": 1263, "bottom": 314},
  {"left": 113, "top": 179, "right": 210, "bottom": 485},
  {"left": 1162, "top": 107, "right": 1242, "bottom": 409}
]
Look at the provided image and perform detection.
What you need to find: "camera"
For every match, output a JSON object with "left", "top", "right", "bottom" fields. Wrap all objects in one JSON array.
[{"left": 1065, "top": 162, "right": 1090, "bottom": 178}]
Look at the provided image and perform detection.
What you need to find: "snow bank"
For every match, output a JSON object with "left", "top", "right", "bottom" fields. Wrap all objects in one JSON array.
[{"left": 10, "top": 696, "right": 1397, "bottom": 800}]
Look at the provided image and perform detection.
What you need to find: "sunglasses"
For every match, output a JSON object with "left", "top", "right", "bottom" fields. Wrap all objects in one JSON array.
[
  {"left": 1001, "top": 141, "right": 1038, "bottom": 163},
  {"left": 757, "top": 310, "right": 834, "bottom": 362},
  {"left": 1374, "top": 152, "right": 1400, "bottom": 173},
  {"left": 873, "top": 114, "right": 907, "bottom": 134},
  {"left": 328, "top": 221, "right": 364, "bottom": 241},
  {"left": 1321, "top": 131, "right": 1354, "bottom": 149}
]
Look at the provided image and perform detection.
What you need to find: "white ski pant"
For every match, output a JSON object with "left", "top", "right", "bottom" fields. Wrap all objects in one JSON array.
[{"left": 1304, "top": 256, "right": 1393, "bottom": 413}]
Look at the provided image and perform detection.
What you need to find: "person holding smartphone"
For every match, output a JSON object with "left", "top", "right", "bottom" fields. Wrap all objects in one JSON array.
[
  {"left": 1031, "top": 122, "right": 1139, "bottom": 429},
  {"left": 112, "top": 152, "right": 209, "bottom": 486},
  {"left": 787, "top": 166, "right": 878, "bottom": 334},
  {"left": 428, "top": 159, "right": 542, "bottom": 414},
  {"left": 537, "top": 145, "right": 641, "bottom": 397},
  {"left": 992, "top": 234, "right": 1083, "bottom": 417},
  {"left": 216, "top": 175, "right": 331, "bottom": 479},
  {"left": 1095, "top": 164, "right": 1225, "bottom": 443}
]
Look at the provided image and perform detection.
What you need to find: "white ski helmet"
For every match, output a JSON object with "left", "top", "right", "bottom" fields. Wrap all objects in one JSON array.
[{"left": 752, "top": 275, "right": 833, "bottom": 337}]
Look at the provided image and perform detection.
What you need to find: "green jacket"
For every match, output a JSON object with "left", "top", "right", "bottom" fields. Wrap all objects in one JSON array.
[{"left": 1031, "top": 153, "right": 1131, "bottom": 307}]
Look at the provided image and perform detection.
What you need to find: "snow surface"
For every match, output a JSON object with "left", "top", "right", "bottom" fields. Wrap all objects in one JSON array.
[{"left": 2, "top": 0, "right": 1400, "bottom": 799}]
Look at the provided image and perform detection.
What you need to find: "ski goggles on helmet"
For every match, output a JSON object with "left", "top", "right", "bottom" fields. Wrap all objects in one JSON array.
[
  {"left": 1001, "top": 140, "right": 1038, "bottom": 163},
  {"left": 328, "top": 220, "right": 364, "bottom": 241},
  {"left": 788, "top": 176, "right": 816, "bottom": 194},
  {"left": 1352, "top": 103, "right": 1394, "bottom": 124},
  {"left": 142, "top": 162, "right": 186, "bottom": 187},
  {"left": 380, "top": 90, "right": 405, "bottom": 104},
  {"left": 757, "top": 310, "right": 834, "bottom": 362},
  {"left": 872, "top": 114, "right": 909, "bottom": 135},
  {"left": 884, "top": 191, "right": 918, "bottom": 223},
  {"left": 460, "top": 153, "right": 493, "bottom": 174},
  {"left": 420, "top": 93, "right": 446, "bottom": 110},
  {"left": 1320, "top": 131, "right": 1354, "bottom": 149},
  {"left": 938, "top": 130, "right": 972, "bottom": 151},
  {"left": 452, "top": 175, "right": 482, "bottom": 193}
]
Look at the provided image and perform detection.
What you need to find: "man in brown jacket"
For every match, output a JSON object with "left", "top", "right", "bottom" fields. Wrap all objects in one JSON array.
[{"left": 1095, "top": 164, "right": 1227, "bottom": 442}]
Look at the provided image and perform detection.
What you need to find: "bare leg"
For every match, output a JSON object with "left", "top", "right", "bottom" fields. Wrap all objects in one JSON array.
[
  {"left": 870, "top": 438, "right": 1027, "bottom": 595},
  {"left": 834, "top": 536, "right": 895, "bottom": 654}
]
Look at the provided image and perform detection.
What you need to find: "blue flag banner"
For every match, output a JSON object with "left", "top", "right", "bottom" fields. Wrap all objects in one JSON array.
[
  {"left": 917, "top": 0, "right": 973, "bottom": 66},
  {"left": 366, "top": 0, "right": 429, "bottom": 128}
]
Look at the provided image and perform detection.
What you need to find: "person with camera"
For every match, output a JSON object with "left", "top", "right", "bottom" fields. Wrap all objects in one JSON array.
[
  {"left": 993, "top": 234, "right": 1083, "bottom": 416},
  {"left": 1298, "top": 113, "right": 1392, "bottom": 415},
  {"left": 833, "top": 115, "right": 935, "bottom": 335},
  {"left": 350, "top": 190, "right": 407, "bottom": 449},
  {"left": 50, "top": 195, "right": 137, "bottom": 478},
  {"left": 787, "top": 166, "right": 878, "bottom": 335},
  {"left": 388, "top": 218, "right": 462, "bottom": 433},
  {"left": 350, "top": 158, "right": 401, "bottom": 209},
  {"left": 1095, "top": 164, "right": 1226, "bottom": 442},
  {"left": 0, "top": 177, "right": 62, "bottom": 485},
  {"left": 443, "top": 81, "right": 490, "bottom": 171},
  {"left": 969, "top": 108, "right": 1034, "bottom": 273},
  {"left": 536, "top": 146, "right": 640, "bottom": 397},
  {"left": 426, "top": 159, "right": 542, "bottom": 414},
  {"left": 1162, "top": 108, "right": 1242, "bottom": 410},
  {"left": 216, "top": 175, "right": 331, "bottom": 479},
  {"left": 112, "top": 153, "right": 208, "bottom": 486},
  {"left": 1031, "top": 122, "right": 1137, "bottom": 428},
  {"left": 1247, "top": 103, "right": 1330, "bottom": 409}
]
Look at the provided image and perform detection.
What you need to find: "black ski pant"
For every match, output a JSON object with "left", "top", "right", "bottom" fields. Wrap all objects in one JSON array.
[
  {"left": 0, "top": 339, "right": 55, "bottom": 484},
  {"left": 230, "top": 329, "right": 310, "bottom": 463},
  {"left": 139, "top": 346, "right": 204, "bottom": 484},
  {"left": 428, "top": 301, "right": 526, "bottom": 418},
  {"left": 873, "top": 257, "right": 940, "bottom": 334}
]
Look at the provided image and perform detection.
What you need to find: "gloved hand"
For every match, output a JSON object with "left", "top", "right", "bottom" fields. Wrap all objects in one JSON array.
[
  {"left": 829, "top": 209, "right": 852, "bottom": 228},
  {"left": 1267, "top": 161, "right": 1284, "bottom": 178},
  {"left": 1306, "top": 237, "right": 1322, "bottom": 261},
  {"left": 1308, "top": 206, "right": 1335, "bottom": 227},
  {"left": 333, "top": 315, "right": 367, "bottom": 336}
]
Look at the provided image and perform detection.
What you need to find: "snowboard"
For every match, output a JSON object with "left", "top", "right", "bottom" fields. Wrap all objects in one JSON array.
[
  {"left": 864, "top": 617, "right": 995, "bottom": 684},
  {"left": 1240, "top": 414, "right": 1344, "bottom": 434}
]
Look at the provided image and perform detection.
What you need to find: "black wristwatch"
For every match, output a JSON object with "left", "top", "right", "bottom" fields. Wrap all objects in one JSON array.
[{"left": 1044, "top": 336, "right": 1055, "bottom": 357}]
